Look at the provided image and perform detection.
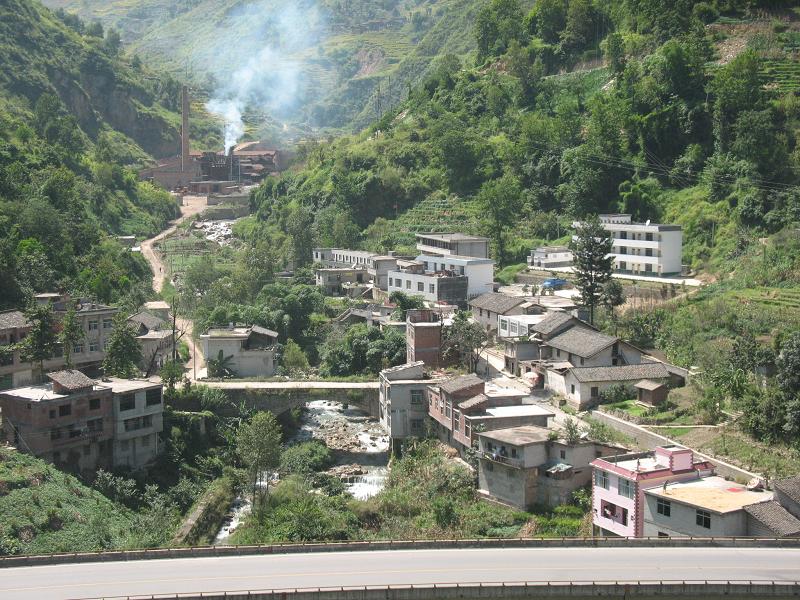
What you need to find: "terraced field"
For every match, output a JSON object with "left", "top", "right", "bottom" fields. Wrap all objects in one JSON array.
[
  {"left": 760, "top": 58, "right": 800, "bottom": 93},
  {"left": 394, "top": 194, "right": 481, "bottom": 235},
  {"left": 727, "top": 286, "right": 800, "bottom": 311}
]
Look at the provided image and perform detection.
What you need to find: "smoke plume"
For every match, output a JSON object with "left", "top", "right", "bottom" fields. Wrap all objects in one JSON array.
[{"left": 204, "top": 1, "right": 326, "bottom": 151}]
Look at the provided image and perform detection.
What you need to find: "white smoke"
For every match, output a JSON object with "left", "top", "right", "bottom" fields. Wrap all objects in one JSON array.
[{"left": 204, "top": 1, "right": 325, "bottom": 151}]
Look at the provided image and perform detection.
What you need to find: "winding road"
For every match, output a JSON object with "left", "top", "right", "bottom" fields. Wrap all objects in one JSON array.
[
  {"left": 0, "top": 547, "right": 798, "bottom": 599},
  {"left": 140, "top": 195, "right": 207, "bottom": 374}
]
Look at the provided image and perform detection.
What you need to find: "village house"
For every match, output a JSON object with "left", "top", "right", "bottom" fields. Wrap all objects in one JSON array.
[
  {"left": 313, "top": 248, "right": 399, "bottom": 293},
  {"left": 469, "top": 293, "right": 537, "bottom": 332},
  {"left": 128, "top": 311, "right": 175, "bottom": 376},
  {"left": 405, "top": 309, "right": 443, "bottom": 369},
  {"left": 107, "top": 378, "right": 164, "bottom": 470},
  {"left": 0, "top": 310, "right": 31, "bottom": 390},
  {"left": 498, "top": 312, "right": 582, "bottom": 376},
  {"left": 528, "top": 246, "right": 574, "bottom": 269},
  {"left": 379, "top": 362, "right": 443, "bottom": 453},
  {"left": 574, "top": 214, "right": 683, "bottom": 278},
  {"left": 387, "top": 260, "right": 470, "bottom": 306},
  {"left": 143, "top": 301, "right": 171, "bottom": 321},
  {"left": 427, "top": 374, "right": 554, "bottom": 455},
  {"left": 199, "top": 325, "right": 279, "bottom": 378},
  {"left": 0, "top": 370, "right": 114, "bottom": 477},
  {"left": 591, "top": 445, "right": 716, "bottom": 537},
  {"left": 477, "top": 425, "right": 626, "bottom": 510},
  {"left": 641, "top": 475, "right": 799, "bottom": 538}
]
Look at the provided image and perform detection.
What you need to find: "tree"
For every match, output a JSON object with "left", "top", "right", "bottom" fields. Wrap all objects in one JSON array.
[
  {"left": 570, "top": 215, "right": 613, "bottom": 325},
  {"left": 282, "top": 339, "right": 309, "bottom": 375},
  {"left": 528, "top": 0, "right": 566, "bottom": 43},
  {"left": 389, "top": 291, "right": 425, "bottom": 320},
  {"left": 442, "top": 311, "right": 488, "bottom": 372},
  {"left": 475, "top": 0, "right": 525, "bottom": 58},
  {"left": 19, "top": 303, "right": 56, "bottom": 377},
  {"left": 102, "top": 314, "right": 142, "bottom": 378},
  {"left": 59, "top": 306, "right": 84, "bottom": 369},
  {"left": 475, "top": 174, "right": 523, "bottom": 266},
  {"left": 777, "top": 332, "right": 800, "bottom": 398},
  {"left": 604, "top": 32, "right": 626, "bottom": 74},
  {"left": 160, "top": 360, "right": 185, "bottom": 393},
  {"left": 207, "top": 349, "right": 237, "bottom": 379},
  {"left": 602, "top": 279, "right": 626, "bottom": 335},
  {"left": 563, "top": 417, "right": 582, "bottom": 445},
  {"left": 237, "top": 411, "right": 282, "bottom": 518}
]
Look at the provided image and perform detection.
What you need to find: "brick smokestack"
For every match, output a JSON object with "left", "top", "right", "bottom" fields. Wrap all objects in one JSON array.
[{"left": 181, "top": 85, "right": 190, "bottom": 172}]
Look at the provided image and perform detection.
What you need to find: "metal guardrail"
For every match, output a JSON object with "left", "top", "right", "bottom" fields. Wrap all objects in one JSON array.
[
  {"left": 2, "top": 536, "right": 800, "bottom": 569},
  {"left": 74, "top": 580, "right": 800, "bottom": 600}
]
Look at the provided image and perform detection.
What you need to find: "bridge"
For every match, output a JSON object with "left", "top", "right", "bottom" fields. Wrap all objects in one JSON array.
[{"left": 0, "top": 544, "right": 798, "bottom": 599}]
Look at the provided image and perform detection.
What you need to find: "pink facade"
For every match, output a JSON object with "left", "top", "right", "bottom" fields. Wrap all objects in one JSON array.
[{"left": 591, "top": 445, "right": 714, "bottom": 537}]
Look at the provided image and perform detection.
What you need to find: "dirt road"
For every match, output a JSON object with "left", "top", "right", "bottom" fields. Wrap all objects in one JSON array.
[{"left": 140, "top": 195, "right": 207, "bottom": 375}]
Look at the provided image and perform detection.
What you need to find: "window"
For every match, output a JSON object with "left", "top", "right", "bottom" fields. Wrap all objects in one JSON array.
[
  {"left": 411, "top": 419, "right": 423, "bottom": 433},
  {"left": 658, "top": 532, "right": 669, "bottom": 538},
  {"left": 645, "top": 232, "right": 653, "bottom": 242},
  {"left": 103, "top": 339, "right": 110, "bottom": 351},
  {"left": 58, "top": 404, "right": 71, "bottom": 417},
  {"left": 103, "top": 318, "right": 113, "bottom": 329},
  {"left": 696, "top": 509, "right": 711, "bottom": 529},
  {"left": 621, "top": 507, "right": 628, "bottom": 526},
  {"left": 657, "top": 498, "right": 671, "bottom": 517},
  {"left": 405, "top": 280, "right": 411, "bottom": 290},
  {"left": 417, "top": 282, "right": 424, "bottom": 292},
  {"left": 620, "top": 231, "right": 627, "bottom": 240},
  {"left": 511, "top": 448, "right": 518, "bottom": 458},
  {"left": 410, "top": 390, "right": 424, "bottom": 405},
  {"left": 556, "top": 349, "right": 561, "bottom": 357},
  {"left": 49, "top": 409, "right": 56, "bottom": 419},
  {"left": 618, "top": 478, "right": 634, "bottom": 499},
  {"left": 645, "top": 248, "right": 653, "bottom": 257},
  {"left": 69, "top": 428, "right": 81, "bottom": 439},
  {"left": 570, "top": 384, "right": 575, "bottom": 394},
  {"left": 87, "top": 418, "right": 103, "bottom": 432},
  {"left": 146, "top": 388, "right": 162, "bottom": 406},
  {"left": 73, "top": 343, "right": 84, "bottom": 354},
  {"left": 119, "top": 394, "right": 135, "bottom": 412},
  {"left": 560, "top": 450, "right": 566, "bottom": 459},
  {"left": 595, "top": 470, "right": 610, "bottom": 490},
  {"left": 89, "top": 398, "right": 100, "bottom": 410},
  {"left": 591, "top": 386, "right": 599, "bottom": 398},
  {"left": 141, "top": 434, "right": 151, "bottom": 447},
  {"left": 88, "top": 320, "right": 98, "bottom": 331},
  {"left": 142, "top": 415, "right": 152, "bottom": 428},
  {"left": 429, "top": 284, "right": 435, "bottom": 293},
  {"left": 89, "top": 341, "right": 99, "bottom": 352}
]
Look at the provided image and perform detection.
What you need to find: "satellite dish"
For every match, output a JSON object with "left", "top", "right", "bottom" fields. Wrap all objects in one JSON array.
[{"left": 645, "top": 219, "right": 651, "bottom": 226}]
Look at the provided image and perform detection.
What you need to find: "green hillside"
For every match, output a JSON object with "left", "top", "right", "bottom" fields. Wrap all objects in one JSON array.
[
  {"left": 41, "top": 0, "right": 525, "bottom": 133},
  {"left": 0, "top": 0, "right": 191, "bottom": 309}
]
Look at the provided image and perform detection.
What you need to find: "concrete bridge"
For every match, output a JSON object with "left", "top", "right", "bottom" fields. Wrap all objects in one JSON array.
[{"left": 197, "top": 380, "right": 380, "bottom": 417}]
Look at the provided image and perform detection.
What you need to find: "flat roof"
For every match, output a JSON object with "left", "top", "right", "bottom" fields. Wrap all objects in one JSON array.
[
  {"left": 416, "top": 253, "right": 494, "bottom": 265},
  {"left": 144, "top": 301, "right": 171, "bottom": 310},
  {"left": 501, "top": 314, "right": 547, "bottom": 325},
  {"left": 479, "top": 425, "right": 551, "bottom": 446},
  {"left": 105, "top": 378, "right": 161, "bottom": 393},
  {"left": 483, "top": 380, "right": 528, "bottom": 399},
  {"left": 2, "top": 382, "right": 107, "bottom": 401},
  {"left": 416, "top": 233, "right": 490, "bottom": 242},
  {"left": 611, "top": 455, "right": 669, "bottom": 473},
  {"left": 203, "top": 327, "right": 250, "bottom": 338},
  {"left": 645, "top": 476, "right": 773, "bottom": 514},
  {"left": 484, "top": 405, "right": 555, "bottom": 418}
]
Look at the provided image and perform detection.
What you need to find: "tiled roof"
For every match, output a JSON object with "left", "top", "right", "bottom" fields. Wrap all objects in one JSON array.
[
  {"left": 570, "top": 362, "right": 670, "bottom": 383},
  {"left": 251, "top": 325, "right": 279, "bottom": 339},
  {"left": 634, "top": 379, "right": 667, "bottom": 391},
  {"left": 0, "top": 310, "right": 28, "bottom": 330},
  {"left": 47, "top": 370, "right": 95, "bottom": 391},
  {"left": 546, "top": 327, "right": 617, "bottom": 358},
  {"left": 459, "top": 394, "right": 488, "bottom": 410},
  {"left": 744, "top": 501, "right": 800, "bottom": 537},
  {"left": 439, "top": 374, "right": 484, "bottom": 395},
  {"left": 775, "top": 475, "right": 800, "bottom": 506},
  {"left": 128, "top": 311, "right": 165, "bottom": 332},
  {"left": 469, "top": 293, "right": 526, "bottom": 315},
  {"left": 530, "top": 312, "right": 575, "bottom": 336}
]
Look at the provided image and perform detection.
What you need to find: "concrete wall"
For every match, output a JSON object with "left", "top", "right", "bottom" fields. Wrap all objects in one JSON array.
[
  {"left": 643, "top": 493, "right": 748, "bottom": 538},
  {"left": 202, "top": 338, "right": 275, "bottom": 378}
]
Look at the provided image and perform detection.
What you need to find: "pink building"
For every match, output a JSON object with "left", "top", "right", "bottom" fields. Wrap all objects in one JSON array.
[{"left": 591, "top": 445, "right": 714, "bottom": 537}]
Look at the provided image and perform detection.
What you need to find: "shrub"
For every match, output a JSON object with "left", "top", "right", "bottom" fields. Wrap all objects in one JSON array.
[
  {"left": 600, "top": 383, "right": 635, "bottom": 404},
  {"left": 692, "top": 2, "right": 718, "bottom": 24},
  {"left": 279, "top": 441, "right": 333, "bottom": 476}
]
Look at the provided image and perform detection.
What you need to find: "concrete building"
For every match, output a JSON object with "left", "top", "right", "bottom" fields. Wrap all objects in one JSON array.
[
  {"left": 416, "top": 254, "right": 495, "bottom": 299},
  {"left": 405, "top": 309, "right": 443, "bottom": 369},
  {"left": 415, "top": 233, "right": 490, "bottom": 259},
  {"left": 200, "top": 325, "right": 278, "bottom": 378},
  {"left": 315, "top": 267, "right": 370, "bottom": 296},
  {"left": 128, "top": 311, "right": 175, "bottom": 376},
  {"left": 107, "top": 378, "right": 164, "bottom": 470},
  {"left": 0, "top": 370, "right": 114, "bottom": 477},
  {"left": 0, "top": 295, "right": 119, "bottom": 389},
  {"left": 378, "top": 362, "right": 442, "bottom": 452},
  {"left": 574, "top": 214, "right": 683, "bottom": 278},
  {"left": 591, "top": 445, "right": 715, "bottom": 537},
  {"left": 313, "top": 248, "right": 398, "bottom": 292},
  {"left": 428, "top": 375, "right": 554, "bottom": 455},
  {"left": 477, "top": 426, "right": 625, "bottom": 510},
  {"left": 500, "top": 312, "right": 582, "bottom": 377},
  {"left": 547, "top": 363, "right": 672, "bottom": 410},
  {"left": 387, "top": 264, "right": 469, "bottom": 306},
  {"left": 528, "top": 246, "right": 574, "bottom": 269}
]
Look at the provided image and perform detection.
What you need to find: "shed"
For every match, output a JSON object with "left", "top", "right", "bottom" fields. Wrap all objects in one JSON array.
[{"left": 635, "top": 379, "right": 668, "bottom": 406}]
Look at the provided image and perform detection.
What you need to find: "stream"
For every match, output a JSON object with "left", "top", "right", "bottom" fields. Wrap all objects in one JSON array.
[{"left": 213, "top": 400, "right": 389, "bottom": 544}]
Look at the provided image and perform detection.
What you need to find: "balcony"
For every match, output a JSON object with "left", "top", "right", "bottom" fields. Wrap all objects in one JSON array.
[
  {"left": 480, "top": 451, "right": 524, "bottom": 468},
  {"left": 609, "top": 237, "right": 661, "bottom": 249},
  {"left": 610, "top": 253, "right": 660, "bottom": 265}
]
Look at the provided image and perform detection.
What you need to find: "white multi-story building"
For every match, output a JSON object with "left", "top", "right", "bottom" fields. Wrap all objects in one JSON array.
[
  {"left": 379, "top": 362, "right": 443, "bottom": 453},
  {"left": 415, "top": 233, "right": 490, "bottom": 259},
  {"left": 107, "top": 378, "right": 164, "bottom": 470},
  {"left": 574, "top": 215, "right": 683, "bottom": 278},
  {"left": 313, "top": 248, "right": 398, "bottom": 291},
  {"left": 528, "top": 246, "right": 573, "bottom": 269}
]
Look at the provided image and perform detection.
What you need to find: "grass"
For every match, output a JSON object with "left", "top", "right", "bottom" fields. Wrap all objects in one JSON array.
[
  {"left": 496, "top": 263, "right": 528, "bottom": 286},
  {"left": 691, "top": 429, "right": 800, "bottom": 478},
  {"left": 605, "top": 399, "right": 648, "bottom": 417},
  {"left": 725, "top": 286, "right": 800, "bottom": 311},
  {"left": 657, "top": 426, "right": 693, "bottom": 438}
]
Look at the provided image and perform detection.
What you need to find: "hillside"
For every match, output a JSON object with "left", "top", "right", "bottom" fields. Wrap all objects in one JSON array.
[
  {"left": 0, "top": 448, "right": 134, "bottom": 555},
  {"left": 41, "top": 0, "right": 521, "bottom": 135},
  {"left": 0, "top": 0, "right": 192, "bottom": 309}
]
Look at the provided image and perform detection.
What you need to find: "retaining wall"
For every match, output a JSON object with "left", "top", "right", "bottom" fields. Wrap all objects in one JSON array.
[
  {"left": 589, "top": 410, "right": 757, "bottom": 481},
  {"left": 3, "top": 536, "right": 799, "bottom": 569}
]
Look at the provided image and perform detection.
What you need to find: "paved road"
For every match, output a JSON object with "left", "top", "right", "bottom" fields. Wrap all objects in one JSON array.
[
  {"left": 204, "top": 380, "right": 379, "bottom": 390},
  {"left": 1, "top": 547, "right": 798, "bottom": 600}
]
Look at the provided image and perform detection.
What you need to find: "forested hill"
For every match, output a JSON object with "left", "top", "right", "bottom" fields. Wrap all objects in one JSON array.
[
  {"left": 0, "top": 0, "right": 185, "bottom": 310},
  {"left": 41, "top": 0, "right": 504, "bottom": 133},
  {"left": 242, "top": 0, "right": 800, "bottom": 276}
]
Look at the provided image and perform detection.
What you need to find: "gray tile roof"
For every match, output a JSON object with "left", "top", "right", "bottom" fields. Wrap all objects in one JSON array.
[
  {"left": 251, "top": 325, "right": 279, "bottom": 339},
  {"left": 128, "top": 311, "right": 165, "bottom": 333},
  {"left": 570, "top": 362, "right": 670, "bottom": 383},
  {"left": 531, "top": 312, "right": 575, "bottom": 336},
  {"left": 0, "top": 310, "right": 29, "bottom": 330},
  {"left": 459, "top": 394, "right": 488, "bottom": 410},
  {"left": 469, "top": 293, "right": 526, "bottom": 315},
  {"left": 439, "top": 373, "right": 484, "bottom": 395},
  {"left": 546, "top": 327, "right": 617, "bottom": 358},
  {"left": 47, "top": 370, "right": 96, "bottom": 392},
  {"left": 744, "top": 501, "right": 800, "bottom": 537},
  {"left": 775, "top": 475, "right": 800, "bottom": 506}
]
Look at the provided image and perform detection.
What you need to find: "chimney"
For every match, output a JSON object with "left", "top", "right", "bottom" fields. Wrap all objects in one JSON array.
[{"left": 181, "top": 85, "right": 190, "bottom": 172}]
